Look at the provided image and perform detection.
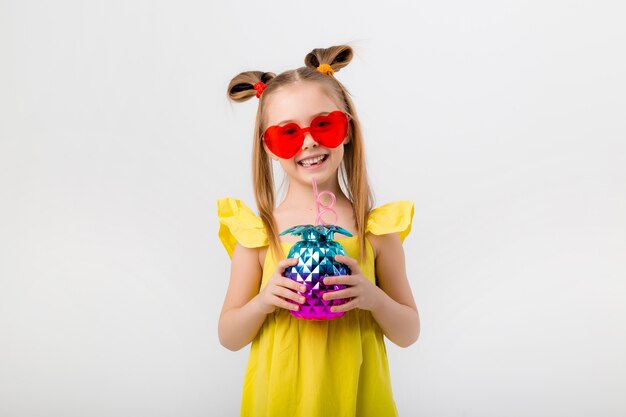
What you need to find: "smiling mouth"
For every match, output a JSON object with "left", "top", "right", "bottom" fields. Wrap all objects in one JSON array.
[{"left": 298, "top": 154, "right": 328, "bottom": 167}]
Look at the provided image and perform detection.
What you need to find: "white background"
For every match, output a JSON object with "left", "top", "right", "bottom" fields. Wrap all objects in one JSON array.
[{"left": 1, "top": 1, "right": 625, "bottom": 416}]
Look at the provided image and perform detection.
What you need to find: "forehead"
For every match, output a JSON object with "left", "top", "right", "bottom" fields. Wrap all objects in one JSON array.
[{"left": 265, "top": 82, "right": 341, "bottom": 126}]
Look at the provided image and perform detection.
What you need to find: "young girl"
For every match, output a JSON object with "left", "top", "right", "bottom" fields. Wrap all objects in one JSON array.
[{"left": 218, "top": 44, "right": 420, "bottom": 417}]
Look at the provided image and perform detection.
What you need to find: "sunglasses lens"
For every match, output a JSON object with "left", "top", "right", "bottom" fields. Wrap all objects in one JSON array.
[
  {"left": 310, "top": 111, "right": 349, "bottom": 148},
  {"left": 263, "top": 123, "right": 303, "bottom": 159}
]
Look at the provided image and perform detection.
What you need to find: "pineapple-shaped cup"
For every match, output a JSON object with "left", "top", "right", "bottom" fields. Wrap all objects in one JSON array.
[{"left": 280, "top": 224, "right": 353, "bottom": 320}]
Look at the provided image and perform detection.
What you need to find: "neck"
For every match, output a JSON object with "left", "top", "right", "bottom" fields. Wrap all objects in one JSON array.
[{"left": 283, "top": 174, "right": 347, "bottom": 209}]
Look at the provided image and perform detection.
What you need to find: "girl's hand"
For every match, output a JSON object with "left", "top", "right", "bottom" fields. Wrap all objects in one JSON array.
[
  {"left": 322, "top": 255, "right": 383, "bottom": 313},
  {"left": 255, "top": 257, "right": 306, "bottom": 315}
]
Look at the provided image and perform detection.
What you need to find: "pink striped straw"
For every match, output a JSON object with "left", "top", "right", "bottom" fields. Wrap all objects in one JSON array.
[{"left": 311, "top": 177, "right": 338, "bottom": 225}]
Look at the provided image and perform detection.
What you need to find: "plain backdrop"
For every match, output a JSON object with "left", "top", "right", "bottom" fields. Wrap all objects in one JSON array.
[{"left": 1, "top": 1, "right": 625, "bottom": 416}]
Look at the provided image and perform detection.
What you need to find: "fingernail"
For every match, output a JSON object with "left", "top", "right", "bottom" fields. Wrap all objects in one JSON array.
[
  {"left": 300, "top": 285, "right": 306, "bottom": 291},
  {"left": 299, "top": 296, "right": 305, "bottom": 303}
]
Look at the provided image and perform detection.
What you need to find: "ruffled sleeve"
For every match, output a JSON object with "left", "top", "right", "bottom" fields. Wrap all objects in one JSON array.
[
  {"left": 365, "top": 200, "right": 415, "bottom": 244},
  {"left": 217, "top": 197, "right": 269, "bottom": 258}
]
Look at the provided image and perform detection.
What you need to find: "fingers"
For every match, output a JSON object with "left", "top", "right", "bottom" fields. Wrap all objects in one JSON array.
[
  {"left": 271, "top": 295, "right": 301, "bottom": 311},
  {"left": 261, "top": 286, "right": 304, "bottom": 312},
  {"left": 275, "top": 275, "right": 306, "bottom": 293},
  {"left": 330, "top": 298, "right": 357, "bottom": 313},
  {"left": 334, "top": 254, "right": 361, "bottom": 274},
  {"left": 277, "top": 257, "right": 298, "bottom": 273},
  {"left": 276, "top": 258, "right": 303, "bottom": 287},
  {"left": 267, "top": 259, "right": 307, "bottom": 312},
  {"left": 273, "top": 257, "right": 306, "bottom": 292},
  {"left": 323, "top": 275, "right": 352, "bottom": 286},
  {"left": 322, "top": 287, "right": 354, "bottom": 301},
  {"left": 273, "top": 284, "right": 306, "bottom": 304},
  {"left": 268, "top": 256, "right": 361, "bottom": 313}
]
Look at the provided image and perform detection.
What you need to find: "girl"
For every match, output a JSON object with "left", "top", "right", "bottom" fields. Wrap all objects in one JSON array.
[{"left": 217, "top": 44, "right": 420, "bottom": 417}]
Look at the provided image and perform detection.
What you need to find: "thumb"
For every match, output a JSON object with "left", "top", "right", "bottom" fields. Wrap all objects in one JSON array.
[{"left": 334, "top": 254, "right": 361, "bottom": 274}]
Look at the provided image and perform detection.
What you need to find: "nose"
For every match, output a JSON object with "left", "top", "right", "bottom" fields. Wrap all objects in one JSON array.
[{"left": 301, "top": 128, "right": 317, "bottom": 150}]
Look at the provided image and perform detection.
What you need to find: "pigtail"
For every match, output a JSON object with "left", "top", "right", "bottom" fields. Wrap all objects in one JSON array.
[
  {"left": 227, "top": 71, "right": 276, "bottom": 102},
  {"left": 304, "top": 45, "right": 354, "bottom": 74},
  {"left": 225, "top": 70, "right": 284, "bottom": 263}
]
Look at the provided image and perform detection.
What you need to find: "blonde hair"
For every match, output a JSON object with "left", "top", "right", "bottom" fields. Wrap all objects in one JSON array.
[{"left": 226, "top": 44, "right": 374, "bottom": 263}]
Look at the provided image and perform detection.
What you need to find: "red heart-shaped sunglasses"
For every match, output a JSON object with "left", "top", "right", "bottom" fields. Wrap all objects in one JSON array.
[{"left": 262, "top": 110, "right": 350, "bottom": 159}]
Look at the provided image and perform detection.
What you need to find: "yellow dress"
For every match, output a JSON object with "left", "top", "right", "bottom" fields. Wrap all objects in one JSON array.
[{"left": 217, "top": 197, "right": 414, "bottom": 417}]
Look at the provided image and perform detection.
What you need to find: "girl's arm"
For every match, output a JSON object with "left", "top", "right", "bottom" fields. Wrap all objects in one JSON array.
[
  {"left": 218, "top": 243, "right": 301, "bottom": 351},
  {"left": 218, "top": 243, "right": 267, "bottom": 351},
  {"left": 323, "top": 232, "right": 420, "bottom": 348},
  {"left": 368, "top": 231, "right": 420, "bottom": 347}
]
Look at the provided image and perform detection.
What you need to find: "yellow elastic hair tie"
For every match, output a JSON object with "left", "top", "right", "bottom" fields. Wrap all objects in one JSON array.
[{"left": 316, "top": 64, "right": 334, "bottom": 76}]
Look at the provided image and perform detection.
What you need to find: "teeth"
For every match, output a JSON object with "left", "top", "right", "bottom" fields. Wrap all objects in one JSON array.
[{"left": 300, "top": 155, "right": 325, "bottom": 167}]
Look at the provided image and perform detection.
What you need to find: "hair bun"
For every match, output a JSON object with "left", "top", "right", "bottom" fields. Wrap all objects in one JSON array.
[
  {"left": 304, "top": 45, "right": 354, "bottom": 74},
  {"left": 227, "top": 71, "right": 276, "bottom": 102}
]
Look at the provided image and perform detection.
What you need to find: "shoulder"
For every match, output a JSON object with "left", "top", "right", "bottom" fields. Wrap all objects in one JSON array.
[
  {"left": 217, "top": 197, "right": 268, "bottom": 259},
  {"left": 365, "top": 200, "right": 415, "bottom": 257}
]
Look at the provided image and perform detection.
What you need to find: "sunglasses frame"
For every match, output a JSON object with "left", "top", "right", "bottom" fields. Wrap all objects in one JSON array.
[{"left": 262, "top": 110, "right": 351, "bottom": 159}]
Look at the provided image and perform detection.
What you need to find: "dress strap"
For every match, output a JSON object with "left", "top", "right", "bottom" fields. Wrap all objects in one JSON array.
[{"left": 217, "top": 198, "right": 268, "bottom": 258}]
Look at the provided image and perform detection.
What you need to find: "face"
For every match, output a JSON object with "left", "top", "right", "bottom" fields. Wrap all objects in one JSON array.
[{"left": 262, "top": 82, "right": 350, "bottom": 188}]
